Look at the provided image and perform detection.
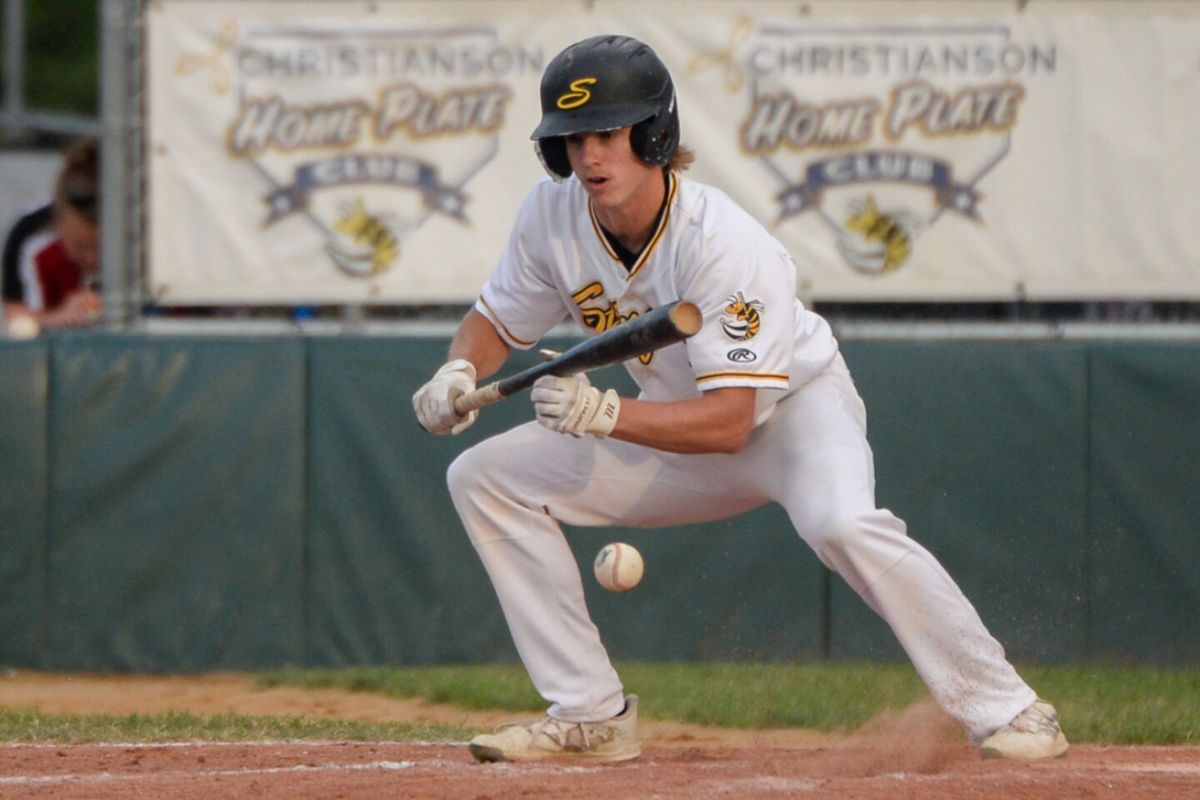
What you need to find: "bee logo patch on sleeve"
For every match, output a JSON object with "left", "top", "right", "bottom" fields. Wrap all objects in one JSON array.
[{"left": 720, "top": 292, "right": 764, "bottom": 341}]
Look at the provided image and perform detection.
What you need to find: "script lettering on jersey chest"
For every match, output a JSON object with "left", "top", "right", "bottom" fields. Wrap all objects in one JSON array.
[{"left": 571, "top": 282, "right": 656, "bottom": 365}]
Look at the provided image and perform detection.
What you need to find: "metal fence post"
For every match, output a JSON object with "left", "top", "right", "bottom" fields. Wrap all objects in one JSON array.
[
  {"left": 2, "top": 0, "right": 27, "bottom": 140},
  {"left": 99, "top": 0, "right": 139, "bottom": 328}
]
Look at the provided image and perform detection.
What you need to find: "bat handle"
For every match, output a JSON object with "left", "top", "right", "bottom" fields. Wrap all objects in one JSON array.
[
  {"left": 451, "top": 349, "right": 559, "bottom": 417},
  {"left": 452, "top": 382, "right": 504, "bottom": 416}
]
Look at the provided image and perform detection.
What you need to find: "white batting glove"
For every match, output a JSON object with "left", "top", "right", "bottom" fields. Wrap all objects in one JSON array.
[
  {"left": 413, "top": 359, "right": 478, "bottom": 435},
  {"left": 531, "top": 373, "right": 621, "bottom": 438}
]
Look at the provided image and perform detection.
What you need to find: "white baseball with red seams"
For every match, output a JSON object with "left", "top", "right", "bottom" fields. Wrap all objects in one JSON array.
[{"left": 593, "top": 543, "right": 643, "bottom": 592}]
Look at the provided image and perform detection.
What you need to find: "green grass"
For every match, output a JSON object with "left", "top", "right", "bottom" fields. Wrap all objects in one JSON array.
[
  {"left": 257, "top": 662, "right": 929, "bottom": 730},
  {"left": 0, "top": 708, "right": 469, "bottom": 743},
  {"left": 260, "top": 662, "right": 1200, "bottom": 745},
  {"left": 4, "top": 663, "right": 1197, "bottom": 744},
  {"left": 259, "top": 664, "right": 547, "bottom": 713}
]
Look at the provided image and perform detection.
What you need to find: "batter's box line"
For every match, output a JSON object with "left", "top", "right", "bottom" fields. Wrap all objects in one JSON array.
[
  {"left": 0, "top": 738, "right": 463, "bottom": 749},
  {"left": 0, "top": 760, "right": 420, "bottom": 788}
]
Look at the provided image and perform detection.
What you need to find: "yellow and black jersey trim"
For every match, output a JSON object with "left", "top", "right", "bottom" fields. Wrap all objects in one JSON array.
[
  {"left": 696, "top": 370, "right": 789, "bottom": 385},
  {"left": 588, "top": 173, "right": 678, "bottom": 279},
  {"left": 478, "top": 295, "right": 536, "bottom": 348}
]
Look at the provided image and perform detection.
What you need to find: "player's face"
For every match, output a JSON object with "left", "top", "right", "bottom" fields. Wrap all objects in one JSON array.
[
  {"left": 56, "top": 206, "right": 100, "bottom": 273},
  {"left": 565, "top": 128, "right": 663, "bottom": 222}
]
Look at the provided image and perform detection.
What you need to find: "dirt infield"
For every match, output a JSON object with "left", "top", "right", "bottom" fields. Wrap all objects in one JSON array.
[{"left": 2, "top": 671, "right": 1197, "bottom": 799}]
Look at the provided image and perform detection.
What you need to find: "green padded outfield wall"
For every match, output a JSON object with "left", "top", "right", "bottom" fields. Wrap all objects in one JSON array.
[
  {"left": 36, "top": 335, "right": 306, "bottom": 670},
  {"left": 0, "top": 333, "right": 1196, "bottom": 670},
  {"left": 0, "top": 340, "right": 48, "bottom": 666},
  {"left": 1087, "top": 344, "right": 1200, "bottom": 665}
]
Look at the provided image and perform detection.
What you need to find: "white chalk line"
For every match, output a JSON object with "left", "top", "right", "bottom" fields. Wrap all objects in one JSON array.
[
  {"left": 707, "top": 776, "right": 825, "bottom": 792},
  {"left": 0, "top": 739, "right": 458, "bottom": 749},
  {"left": 1114, "top": 763, "right": 1200, "bottom": 774},
  {"left": 2, "top": 743, "right": 1195, "bottom": 792},
  {"left": 0, "top": 759, "right": 424, "bottom": 787},
  {"left": 0, "top": 742, "right": 622, "bottom": 789},
  {"left": 694, "top": 762, "right": 1200, "bottom": 795},
  {"left": 0, "top": 756, "right": 622, "bottom": 788},
  {"left": 870, "top": 763, "right": 1200, "bottom": 781}
]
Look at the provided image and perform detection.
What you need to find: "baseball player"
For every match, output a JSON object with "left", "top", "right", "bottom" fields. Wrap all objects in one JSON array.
[{"left": 413, "top": 34, "right": 1068, "bottom": 764}]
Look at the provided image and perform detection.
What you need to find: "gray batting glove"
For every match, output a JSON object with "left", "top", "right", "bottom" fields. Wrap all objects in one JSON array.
[
  {"left": 531, "top": 373, "right": 620, "bottom": 438},
  {"left": 413, "top": 359, "right": 478, "bottom": 435}
]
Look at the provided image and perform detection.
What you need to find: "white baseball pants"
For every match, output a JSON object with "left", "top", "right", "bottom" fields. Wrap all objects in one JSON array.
[{"left": 446, "top": 354, "right": 1036, "bottom": 741}]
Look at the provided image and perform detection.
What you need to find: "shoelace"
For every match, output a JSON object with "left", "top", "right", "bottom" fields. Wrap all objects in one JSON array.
[
  {"left": 532, "top": 716, "right": 592, "bottom": 751},
  {"left": 1012, "top": 704, "right": 1060, "bottom": 736}
]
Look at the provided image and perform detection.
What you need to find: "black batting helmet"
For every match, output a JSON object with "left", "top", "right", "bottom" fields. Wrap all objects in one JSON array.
[{"left": 531, "top": 34, "right": 680, "bottom": 180}]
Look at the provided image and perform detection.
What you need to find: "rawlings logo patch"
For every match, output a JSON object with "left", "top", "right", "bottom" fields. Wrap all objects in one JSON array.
[{"left": 728, "top": 348, "right": 757, "bottom": 363}]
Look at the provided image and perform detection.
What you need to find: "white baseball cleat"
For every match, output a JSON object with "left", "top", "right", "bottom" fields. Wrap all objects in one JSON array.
[
  {"left": 468, "top": 695, "right": 641, "bottom": 763},
  {"left": 979, "top": 699, "right": 1070, "bottom": 760}
]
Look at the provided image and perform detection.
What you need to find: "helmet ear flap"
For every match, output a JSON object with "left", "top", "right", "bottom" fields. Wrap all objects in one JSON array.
[
  {"left": 535, "top": 137, "right": 572, "bottom": 180},
  {"left": 629, "top": 95, "right": 680, "bottom": 167}
]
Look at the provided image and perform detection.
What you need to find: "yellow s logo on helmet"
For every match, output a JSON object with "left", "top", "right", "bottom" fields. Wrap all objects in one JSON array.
[{"left": 557, "top": 77, "right": 597, "bottom": 110}]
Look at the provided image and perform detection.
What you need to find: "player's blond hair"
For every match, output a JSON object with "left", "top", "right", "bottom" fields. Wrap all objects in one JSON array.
[{"left": 667, "top": 144, "right": 695, "bottom": 173}]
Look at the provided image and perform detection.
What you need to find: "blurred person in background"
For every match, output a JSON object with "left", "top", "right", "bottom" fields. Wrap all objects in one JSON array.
[{"left": 2, "top": 136, "right": 102, "bottom": 331}]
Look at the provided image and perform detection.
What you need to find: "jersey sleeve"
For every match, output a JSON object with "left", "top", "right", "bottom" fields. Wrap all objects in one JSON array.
[
  {"left": 679, "top": 224, "right": 796, "bottom": 393},
  {"left": 2, "top": 203, "right": 52, "bottom": 302},
  {"left": 475, "top": 182, "right": 570, "bottom": 349}
]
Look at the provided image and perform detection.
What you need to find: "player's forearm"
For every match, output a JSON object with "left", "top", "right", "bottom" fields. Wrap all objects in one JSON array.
[
  {"left": 609, "top": 387, "right": 756, "bottom": 454},
  {"left": 448, "top": 308, "right": 511, "bottom": 380}
]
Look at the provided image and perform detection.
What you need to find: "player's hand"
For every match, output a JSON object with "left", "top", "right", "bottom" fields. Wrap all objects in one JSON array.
[
  {"left": 45, "top": 289, "right": 101, "bottom": 327},
  {"left": 413, "top": 359, "right": 478, "bottom": 435},
  {"left": 531, "top": 373, "right": 620, "bottom": 438}
]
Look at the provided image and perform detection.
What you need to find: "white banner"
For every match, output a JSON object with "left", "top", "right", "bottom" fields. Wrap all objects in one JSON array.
[{"left": 146, "top": 1, "right": 1200, "bottom": 304}]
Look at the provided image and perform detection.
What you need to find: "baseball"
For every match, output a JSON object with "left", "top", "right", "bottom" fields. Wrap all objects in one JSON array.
[
  {"left": 593, "top": 542, "right": 643, "bottom": 592},
  {"left": 6, "top": 314, "right": 40, "bottom": 340}
]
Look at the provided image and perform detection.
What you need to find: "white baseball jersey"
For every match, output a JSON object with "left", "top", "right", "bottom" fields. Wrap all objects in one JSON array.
[{"left": 475, "top": 173, "right": 839, "bottom": 424}]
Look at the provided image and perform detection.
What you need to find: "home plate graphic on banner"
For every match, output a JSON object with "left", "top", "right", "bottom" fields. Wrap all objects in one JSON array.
[
  {"left": 735, "top": 19, "right": 1038, "bottom": 282},
  {"left": 147, "top": 3, "right": 547, "bottom": 304}
]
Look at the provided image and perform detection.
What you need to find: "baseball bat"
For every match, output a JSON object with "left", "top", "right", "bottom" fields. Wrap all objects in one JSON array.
[{"left": 453, "top": 300, "right": 702, "bottom": 416}]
